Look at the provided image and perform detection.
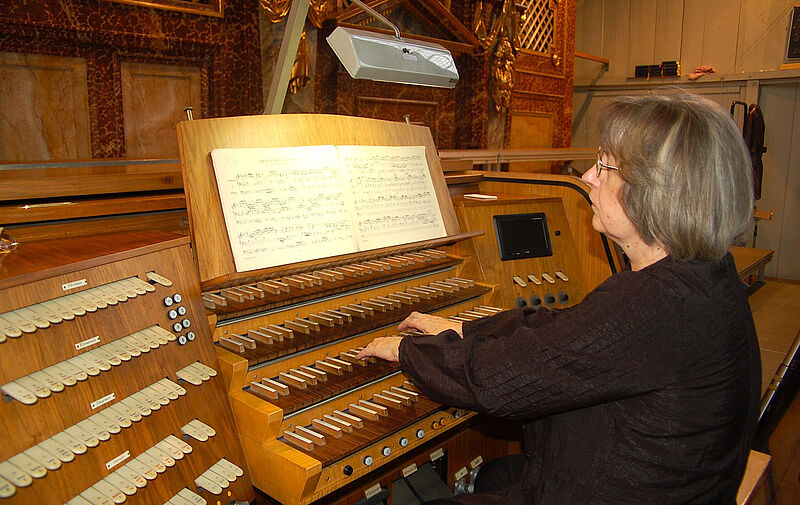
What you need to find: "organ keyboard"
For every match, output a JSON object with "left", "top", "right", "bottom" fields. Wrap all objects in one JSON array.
[{"left": 0, "top": 231, "right": 254, "bottom": 504}]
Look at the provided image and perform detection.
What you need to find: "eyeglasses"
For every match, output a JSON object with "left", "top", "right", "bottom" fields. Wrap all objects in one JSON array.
[{"left": 596, "top": 148, "right": 621, "bottom": 177}]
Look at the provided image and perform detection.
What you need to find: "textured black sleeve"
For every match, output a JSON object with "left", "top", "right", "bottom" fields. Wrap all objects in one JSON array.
[{"left": 399, "top": 271, "right": 680, "bottom": 419}]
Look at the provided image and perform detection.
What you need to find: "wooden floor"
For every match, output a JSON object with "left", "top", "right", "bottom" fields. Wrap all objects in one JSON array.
[
  {"left": 755, "top": 371, "right": 800, "bottom": 504},
  {"left": 749, "top": 278, "right": 800, "bottom": 505}
]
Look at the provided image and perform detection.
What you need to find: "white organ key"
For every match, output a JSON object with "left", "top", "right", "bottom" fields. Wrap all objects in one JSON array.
[
  {"left": 15, "top": 374, "right": 51, "bottom": 399},
  {"left": 23, "top": 444, "right": 62, "bottom": 471},
  {"left": 30, "top": 369, "right": 65, "bottom": 392},
  {"left": 216, "top": 458, "right": 245, "bottom": 478},
  {"left": 145, "top": 271, "right": 173, "bottom": 287},
  {"left": 194, "top": 474, "right": 223, "bottom": 495},
  {"left": 67, "top": 355, "right": 101, "bottom": 376},
  {"left": 115, "top": 463, "right": 149, "bottom": 487},
  {"left": 65, "top": 423, "right": 101, "bottom": 447},
  {"left": 187, "top": 419, "right": 216, "bottom": 437},
  {"left": 0, "top": 314, "right": 22, "bottom": 338},
  {"left": 15, "top": 307, "right": 50, "bottom": 329},
  {"left": 50, "top": 361, "right": 84, "bottom": 383},
  {"left": 92, "top": 479, "right": 127, "bottom": 504},
  {"left": 134, "top": 452, "right": 166, "bottom": 474},
  {"left": 177, "top": 488, "right": 208, "bottom": 504},
  {"left": 145, "top": 446, "right": 176, "bottom": 468},
  {"left": 0, "top": 461, "right": 32, "bottom": 488},
  {"left": 163, "top": 435, "right": 193, "bottom": 454},
  {"left": 90, "top": 411, "right": 122, "bottom": 434},
  {"left": 30, "top": 301, "right": 62, "bottom": 324},
  {"left": 203, "top": 466, "right": 231, "bottom": 489},
  {"left": 1, "top": 381, "right": 37, "bottom": 405},
  {"left": 103, "top": 472, "right": 138, "bottom": 496},
  {"left": 1, "top": 310, "right": 36, "bottom": 333},
  {"left": 0, "top": 474, "right": 14, "bottom": 498},
  {"left": 155, "top": 440, "right": 185, "bottom": 460},
  {"left": 7, "top": 453, "right": 47, "bottom": 478},
  {"left": 51, "top": 431, "right": 88, "bottom": 455},
  {"left": 37, "top": 437, "right": 76, "bottom": 463},
  {"left": 80, "top": 485, "right": 115, "bottom": 505}
]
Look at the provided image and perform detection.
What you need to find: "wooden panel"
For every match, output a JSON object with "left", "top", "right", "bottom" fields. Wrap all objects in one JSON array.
[
  {"left": 5, "top": 210, "right": 188, "bottom": 243},
  {"left": 0, "top": 52, "right": 90, "bottom": 161},
  {"left": 121, "top": 61, "right": 202, "bottom": 158},
  {"left": 0, "top": 232, "right": 254, "bottom": 503},
  {"left": 573, "top": 0, "right": 605, "bottom": 82},
  {"left": 508, "top": 112, "right": 554, "bottom": 172},
  {"left": 0, "top": 194, "right": 186, "bottom": 225},
  {"left": 473, "top": 172, "right": 620, "bottom": 292},
  {"left": 602, "top": 0, "right": 633, "bottom": 80},
  {"left": 628, "top": 0, "right": 658, "bottom": 72},
  {"left": 653, "top": 0, "right": 684, "bottom": 63},
  {"left": 702, "top": 0, "right": 741, "bottom": 73},
  {"left": 176, "top": 114, "right": 462, "bottom": 285},
  {"left": 451, "top": 196, "right": 589, "bottom": 309},
  {"left": 758, "top": 83, "right": 799, "bottom": 279},
  {"left": 0, "top": 160, "right": 183, "bottom": 201}
]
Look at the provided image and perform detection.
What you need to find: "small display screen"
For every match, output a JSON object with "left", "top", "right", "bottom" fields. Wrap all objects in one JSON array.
[{"left": 493, "top": 213, "right": 552, "bottom": 261}]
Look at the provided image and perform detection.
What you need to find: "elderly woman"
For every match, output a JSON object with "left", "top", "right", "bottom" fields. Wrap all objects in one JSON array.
[{"left": 357, "top": 93, "right": 760, "bottom": 505}]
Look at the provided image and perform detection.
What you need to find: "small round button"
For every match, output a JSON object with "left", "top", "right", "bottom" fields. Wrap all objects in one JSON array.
[
  {"left": 544, "top": 293, "right": 556, "bottom": 307},
  {"left": 186, "top": 331, "right": 196, "bottom": 341},
  {"left": 168, "top": 309, "right": 178, "bottom": 320},
  {"left": 381, "top": 446, "right": 391, "bottom": 456},
  {"left": 343, "top": 465, "right": 353, "bottom": 476},
  {"left": 399, "top": 437, "right": 409, "bottom": 447},
  {"left": 558, "top": 291, "right": 570, "bottom": 304},
  {"left": 163, "top": 296, "right": 174, "bottom": 307},
  {"left": 173, "top": 322, "right": 183, "bottom": 332},
  {"left": 177, "top": 306, "right": 187, "bottom": 316},
  {"left": 173, "top": 293, "right": 182, "bottom": 303},
  {"left": 530, "top": 295, "right": 542, "bottom": 309},
  {"left": 431, "top": 421, "right": 440, "bottom": 429},
  {"left": 514, "top": 296, "right": 527, "bottom": 308},
  {"left": 177, "top": 335, "right": 188, "bottom": 345},
  {"left": 415, "top": 428, "right": 424, "bottom": 439},
  {"left": 363, "top": 455, "right": 373, "bottom": 466},
  {"left": 181, "top": 319, "right": 191, "bottom": 329}
]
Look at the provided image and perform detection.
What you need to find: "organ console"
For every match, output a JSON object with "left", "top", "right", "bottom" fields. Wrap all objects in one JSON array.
[
  {"left": 0, "top": 231, "right": 254, "bottom": 504},
  {"left": 0, "top": 115, "right": 619, "bottom": 505},
  {"left": 176, "top": 114, "right": 510, "bottom": 505}
]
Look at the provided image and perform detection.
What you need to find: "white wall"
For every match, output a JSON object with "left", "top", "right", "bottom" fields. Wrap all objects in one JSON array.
[{"left": 573, "top": 0, "right": 800, "bottom": 280}]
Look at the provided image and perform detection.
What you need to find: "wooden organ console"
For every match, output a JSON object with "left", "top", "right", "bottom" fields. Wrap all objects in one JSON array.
[
  {"left": 174, "top": 114, "right": 530, "bottom": 504},
  {"left": 0, "top": 231, "right": 254, "bottom": 504}
]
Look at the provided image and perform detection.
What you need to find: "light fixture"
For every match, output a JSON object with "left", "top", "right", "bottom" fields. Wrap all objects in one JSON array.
[{"left": 326, "top": 0, "right": 459, "bottom": 89}]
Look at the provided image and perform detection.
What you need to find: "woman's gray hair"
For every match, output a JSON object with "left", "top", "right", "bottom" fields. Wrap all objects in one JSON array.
[{"left": 598, "top": 92, "right": 754, "bottom": 261}]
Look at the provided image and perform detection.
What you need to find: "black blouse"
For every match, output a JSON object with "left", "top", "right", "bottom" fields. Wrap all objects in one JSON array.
[{"left": 399, "top": 253, "right": 760, "bottom": 505}]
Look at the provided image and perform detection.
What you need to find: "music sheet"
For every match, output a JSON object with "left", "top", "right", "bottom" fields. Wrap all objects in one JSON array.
[
  {"left": 338, "top": 145, "right": 446, "bottom": 251},
  {"left": 211, "top": 145, "right": 446, "bottom": 272}
]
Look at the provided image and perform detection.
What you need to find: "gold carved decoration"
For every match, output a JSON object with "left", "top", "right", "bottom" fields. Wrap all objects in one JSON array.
[
  {"left": 101, "top": 0, "right": 223, "bottom": 17},
  {"left": 289, "top": 30, "right": 311, "bottom": 94},
  {"left": 261, "top": 0, "right": 335, "bottom": 93},
  {"left": 473, "top": 0, "right": 522, "bottom": 113}
]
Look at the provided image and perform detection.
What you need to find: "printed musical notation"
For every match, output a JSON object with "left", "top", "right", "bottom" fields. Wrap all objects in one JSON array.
[
  {"left": 211, "top": 145, "right": 446, "bottom": 272},
  {"left": 338, "top": 145, "right": 446, "bottom": 251}
]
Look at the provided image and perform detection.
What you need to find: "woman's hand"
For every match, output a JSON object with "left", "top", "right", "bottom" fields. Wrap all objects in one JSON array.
[
  {"left": 397, "top": 311, "right": 463, "bottom": 337},
  {"left": 356, "top": 336, "right": 403, "bottom": 362}
]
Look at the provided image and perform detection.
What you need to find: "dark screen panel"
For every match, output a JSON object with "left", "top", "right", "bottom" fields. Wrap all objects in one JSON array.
[{"left": 493, "top": 213, "right": 552, "bottom": 261}]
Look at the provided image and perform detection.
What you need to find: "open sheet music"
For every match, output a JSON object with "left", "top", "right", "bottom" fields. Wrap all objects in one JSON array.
[{"left": 211, "top": 145, "right": 446, "bottom": 272}]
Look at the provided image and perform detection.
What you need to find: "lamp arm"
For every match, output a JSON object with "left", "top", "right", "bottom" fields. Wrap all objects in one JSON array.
[{"left": 350, "top": 0, "right": 402, "bottom": 40}]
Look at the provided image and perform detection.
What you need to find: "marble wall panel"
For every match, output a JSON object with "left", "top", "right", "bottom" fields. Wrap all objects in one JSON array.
[
  {"left": 0, "top": 52, "right": 91, "bottom": 161},
  {"left": 121, "top": 61, "right": 202, "bottom": 158}
]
